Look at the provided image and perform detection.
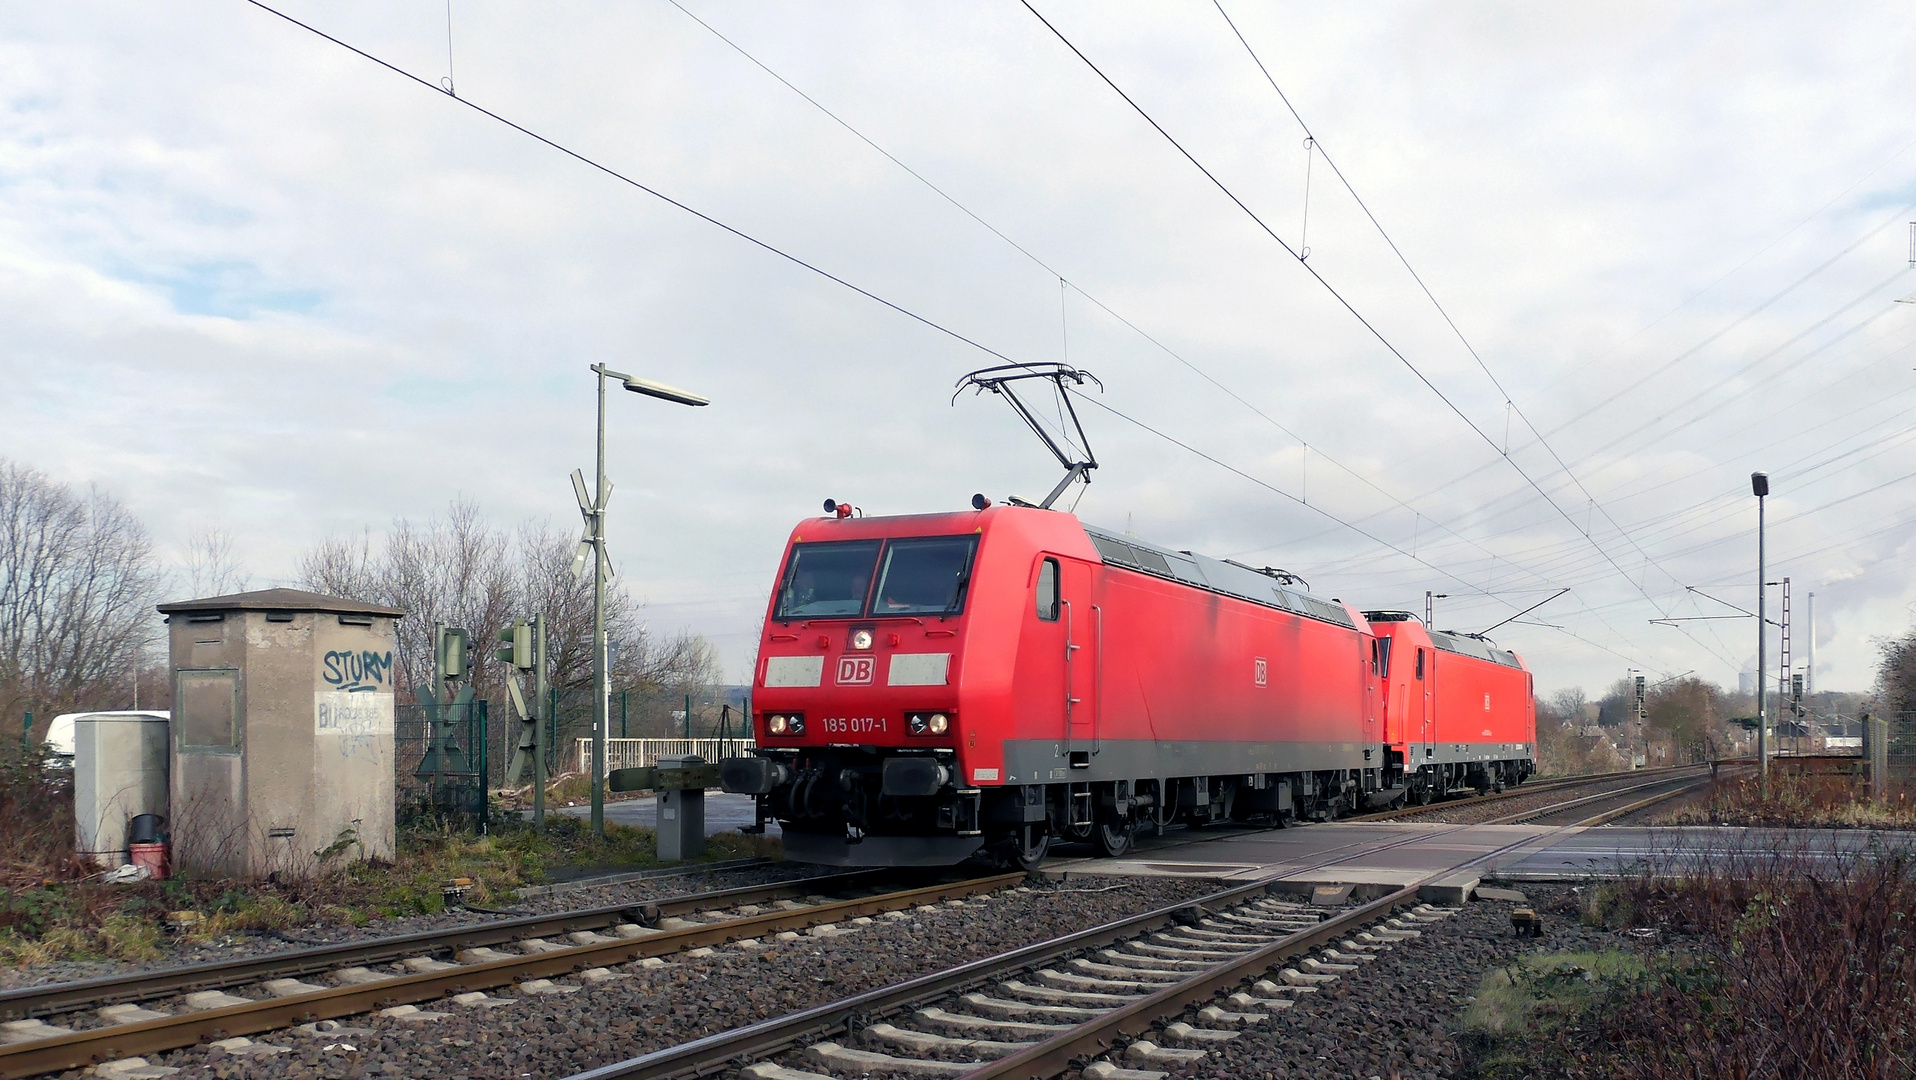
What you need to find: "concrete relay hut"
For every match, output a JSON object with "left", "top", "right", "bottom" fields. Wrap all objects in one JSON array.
[{"left": 159, "top": 588, "right": 405, "bottom": 878}]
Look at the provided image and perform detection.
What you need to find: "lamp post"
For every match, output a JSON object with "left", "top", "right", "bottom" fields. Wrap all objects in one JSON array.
[
  {"left": 586, "top": 364, "right": 708, "bottom": 839},
  {"left": 1752, "top": 471, "right": 1769, "bottom": 798}
]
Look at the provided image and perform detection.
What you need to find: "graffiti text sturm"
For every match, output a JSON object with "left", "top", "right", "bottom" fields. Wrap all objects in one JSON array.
[{"left": 323, "top": 650, "right": 393, "bottom": 693}]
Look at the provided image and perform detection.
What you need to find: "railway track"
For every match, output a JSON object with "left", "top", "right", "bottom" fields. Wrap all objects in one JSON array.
[
  {"left": 1348, "top": 761, "right": 1724, "bottom": 824},
  {"left": 3, "top": 772, "right": 1726, "bottom": 1078},
  {"left": 563, "top": 796, "right": 1642, "bottom": 1080},
  {"left": 0, "top": 870, "right": 1021, "bottom": 1080}
]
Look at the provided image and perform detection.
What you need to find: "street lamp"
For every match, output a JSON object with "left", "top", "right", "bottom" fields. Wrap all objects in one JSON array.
[
  {"left": 585, "top": 363, "right": 708, "bottom": 839},
  {"left": 1752, "top": 471, "right": 1769, "bottom": 798}
]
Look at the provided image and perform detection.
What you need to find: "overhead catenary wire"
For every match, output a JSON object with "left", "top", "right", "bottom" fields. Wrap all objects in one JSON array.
[
  {"left": 1022, "top": 0, "right": 1733, "bottom": 667},
  {"left": 1379, "top": 202, "right": 1916, "bottom": 528},
  {"left": 1210, "top": 0, "right": 1915, "bottom": 634},
  {"left": 249, "top": 0, "right": 1632, "bottom": 657},
  {"left": 256, "top": 1, "right": 1812, "bottom": 677},
  {"left": 241, "top": 0, "right": 1024, "bottom": 371},
  {"left": 1071, "top": 390, "right": 1671, "bottom": 671},
  {"left": 663, "top": 0, "right": 1581, "bottom": 610}
]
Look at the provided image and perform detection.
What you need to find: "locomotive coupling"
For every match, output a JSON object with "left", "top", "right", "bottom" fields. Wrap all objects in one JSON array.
[
  {"left": 719, "top": 757, "right": 790, "bottom": 795},
  {"left": 881, "top": 757, "right": 952, "bottom": 797}
]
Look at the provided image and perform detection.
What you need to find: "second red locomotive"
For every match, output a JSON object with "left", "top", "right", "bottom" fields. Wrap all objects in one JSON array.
[{"left": 719, "top": 501, "right": 1535, "bottom": 867}]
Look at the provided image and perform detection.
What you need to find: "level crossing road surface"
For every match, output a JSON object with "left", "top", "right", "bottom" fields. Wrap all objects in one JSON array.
[
  {"left": 546, "top": 799, "right": 1908, "bottom": 880},
  {"left": 553, "top": 791, "right": 780, "bottom": 836}
]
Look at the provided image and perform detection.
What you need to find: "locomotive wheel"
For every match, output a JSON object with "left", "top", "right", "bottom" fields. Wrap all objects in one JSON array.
[
  {"left": 1413, "top": 781, "right": 1433, "bottom": 806},
  {"left": 1093, "top": 819, "right": 1134, "bottom": 858},
  {"left": 1005, "top": 826, "right": 1050, "bottom": 871}
]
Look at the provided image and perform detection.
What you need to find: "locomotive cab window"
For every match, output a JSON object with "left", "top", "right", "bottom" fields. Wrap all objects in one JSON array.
[
  {"left": 1376, "top": 637, "right": 1392, "bottom": 678},
  {"left": 1035, "top": 558, "right": 1060, "bottom": 621},
  {"left": 1415, "top": 648, "right": 1426, "bottom": 679},
  {"left": 872, "top": 536, "right": 979, "bottom": 615},
  {"left": 775, "top": 540, "right": 881, "bottom": 619}
]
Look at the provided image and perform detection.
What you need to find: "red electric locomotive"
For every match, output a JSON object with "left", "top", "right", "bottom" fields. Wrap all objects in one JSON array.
[
  {"left": 718, "top": 500, "right": 1537, "bottom": 867},
  {"left": 1362, "top": 613, "right": 1537, "bottom": 805}
]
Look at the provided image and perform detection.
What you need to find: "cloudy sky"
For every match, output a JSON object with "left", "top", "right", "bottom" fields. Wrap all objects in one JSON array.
[{"left": 5, "top": 1, "right": 1914, "bottom": 697}]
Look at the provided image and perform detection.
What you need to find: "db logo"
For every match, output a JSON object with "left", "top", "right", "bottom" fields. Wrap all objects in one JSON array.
[{"left": 837, "top": 656, "right": 875, "bottom": 685}]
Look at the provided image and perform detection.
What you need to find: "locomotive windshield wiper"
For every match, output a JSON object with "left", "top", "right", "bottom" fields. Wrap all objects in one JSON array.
[
  {"left": 954, "top": 363, "right": 1101, "bottom": 509},
  {"left": 938, "top": 568, "right": 973, "bottom": 620}
]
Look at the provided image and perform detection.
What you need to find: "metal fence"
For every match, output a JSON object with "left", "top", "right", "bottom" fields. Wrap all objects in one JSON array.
[
  {"left": 574, "top": 737, "right": 756, "bottom": 777},
  {"left": 396, "top": 700, "right": 488, "bottom": 828},
  {"left": 1877, "top": 712, "right": 1916, "bottom": 799},
  {"left": 390, "top": 683, "right": 754, "bottom": 827}
]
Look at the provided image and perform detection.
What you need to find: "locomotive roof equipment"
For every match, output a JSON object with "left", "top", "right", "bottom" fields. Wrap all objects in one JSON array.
[{"left": 954, "top": 363, "right": 1101, "bottom": 509}]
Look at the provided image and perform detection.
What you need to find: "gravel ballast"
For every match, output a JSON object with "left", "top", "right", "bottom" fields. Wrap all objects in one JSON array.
[
  {"left": 1, "top": 860, "right": 839, "bottom": 994},
  {"left": 1101, "top": 883, "right": 1594, "bottom": 1080},
  {"left": 62, "top": 875, "right": 1222, "bottom": 1080}
]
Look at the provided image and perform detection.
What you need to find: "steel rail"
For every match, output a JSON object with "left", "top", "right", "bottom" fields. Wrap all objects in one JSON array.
[
  {"left": 0, "top": 868, "right": 901, "bottom": 1022},
  {"left": 0, "top": 873, "right": 1022, "bottom": 1080},
  {"left": 1483, "top": 768, "right": 1734, "bottom": 827},
  {"left": 1348, "top": 761, "right": 1714, "bottom": 822},
  {"left": 563, "top": 796, "right": 1632, "bottom": 1072},
  {"left": 963, "top": 814, "right": 1620, "bottom": 1080},
  {"left": 560, "top": 875, "right": 1302, "bottom": 1080},
  {"left": 563, "top": 812, "right": 1606, "bottom": 1080},
  {"left": 1531, "top": 775, "right": 1714, "bottom": 828}
]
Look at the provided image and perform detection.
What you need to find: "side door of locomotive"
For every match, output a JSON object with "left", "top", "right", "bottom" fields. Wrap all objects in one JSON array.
[
  {"left": 1415, "top": 646, "right": 1435, "bottom": 763},
  {"left": 1021, "top": 555, "right": 1100, "bottom": 767},
  {"left": 1058, "top": 558, "right": 1100, "bottom": 765},
  {"left": 1422, "top": 647, "right": 1438, "bottom": 761}
]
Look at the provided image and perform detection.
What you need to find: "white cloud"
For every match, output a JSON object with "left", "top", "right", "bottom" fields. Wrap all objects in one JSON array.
[{"left": 2, "top": 0, "right": 1914, "bottom": 693}]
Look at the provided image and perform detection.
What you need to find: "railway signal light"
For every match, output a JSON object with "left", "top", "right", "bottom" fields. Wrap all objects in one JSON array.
[
  {"left": 439, "top": 627, "right": 469, "bottom": 681},
  {"left": 497, "top": 620, "right": 533, "bottom": 670}
]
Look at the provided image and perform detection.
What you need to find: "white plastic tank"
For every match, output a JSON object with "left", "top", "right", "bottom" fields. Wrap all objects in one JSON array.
[{"left": 72, "top": 712, "right": 171, "bottom": 866}]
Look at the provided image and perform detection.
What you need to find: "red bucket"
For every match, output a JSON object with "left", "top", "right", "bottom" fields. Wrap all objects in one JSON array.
[{"left": 128, "top": 842, "right": 169, "bottom": 881}]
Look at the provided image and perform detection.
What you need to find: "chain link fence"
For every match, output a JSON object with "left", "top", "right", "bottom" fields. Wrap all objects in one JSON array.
[
  {"left": 394, "top": 683, "right": 750, "bottom": 829},
  {"left": 396, "top": 700, "right": 488, "bottom": 829}
]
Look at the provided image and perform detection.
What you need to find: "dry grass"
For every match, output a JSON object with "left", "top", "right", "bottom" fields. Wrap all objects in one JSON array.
[
  {"left": 1467, "top": 838, "right": 1916, "bottom": 1079},
  {"left": 0, "top": 752, "right": 87, "bottom": 889},
  {"left": 1653, "top": 769, "right": 1916, "bottom": 829},
  {"left": 0, "top": 749, "right": 781, "bottom": 965}
]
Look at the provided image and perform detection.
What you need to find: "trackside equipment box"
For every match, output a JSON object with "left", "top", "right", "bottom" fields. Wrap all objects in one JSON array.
[{"left": 159, "top": 588, "right": 405, "bottom": 878}]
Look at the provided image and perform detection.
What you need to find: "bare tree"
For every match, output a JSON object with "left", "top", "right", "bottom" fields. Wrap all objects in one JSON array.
[
  {"left": 180, "top": 524, "right": 251, "bottom": 598},
  {"left": 1549, "top": 686, "right": 1590, "bottom": 722},
  {"left": 1878, "top": 628, "right": 1916, "bottom": 715},
  {"left": 0, "top": 458, "right": 163, "bottom": 725},
  {"left": 299, "top": 499, "right": 723, "bottom": 776}
]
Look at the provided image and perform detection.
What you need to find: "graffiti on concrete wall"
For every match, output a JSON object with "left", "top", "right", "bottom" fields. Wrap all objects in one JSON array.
[
  {"left": 315, "top": 691, "right": 394, "bottom": 760},
  {"left": 321, "top": 650, "right": 393, "bottom": 693}
]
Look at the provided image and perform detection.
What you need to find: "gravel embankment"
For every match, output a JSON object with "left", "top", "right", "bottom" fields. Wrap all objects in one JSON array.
[
  {"left": 65, "top": 875, "right": 1221, "bottom": 1080},
  {"left": 3, "top": 860, "right": 838, "bottom": 993},
  {"left": 1114, "top": 883, "right": 1592, "bottom": 1080}
]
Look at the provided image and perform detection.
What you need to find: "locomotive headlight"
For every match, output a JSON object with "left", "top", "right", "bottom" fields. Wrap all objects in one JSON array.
[
  {"left": 767, "top": 715, "right": 789, "bottom": 734},
  {"left": 850, "top": 629, "right": 874, "bottom": 651},
  {"left": 908, "top": 712, "right": 951, "bottom": 736}
]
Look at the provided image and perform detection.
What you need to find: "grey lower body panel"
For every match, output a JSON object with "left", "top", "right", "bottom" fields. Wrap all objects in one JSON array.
[
  {"left": 781, "top": 830, "right": 987, "bottom": 867},
  {"left": 1409, "top": 746, "right": 1536, "bottom": 767},
  {"left": 1000, "top": 738, "right": 1368, "bottom": 785}
]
